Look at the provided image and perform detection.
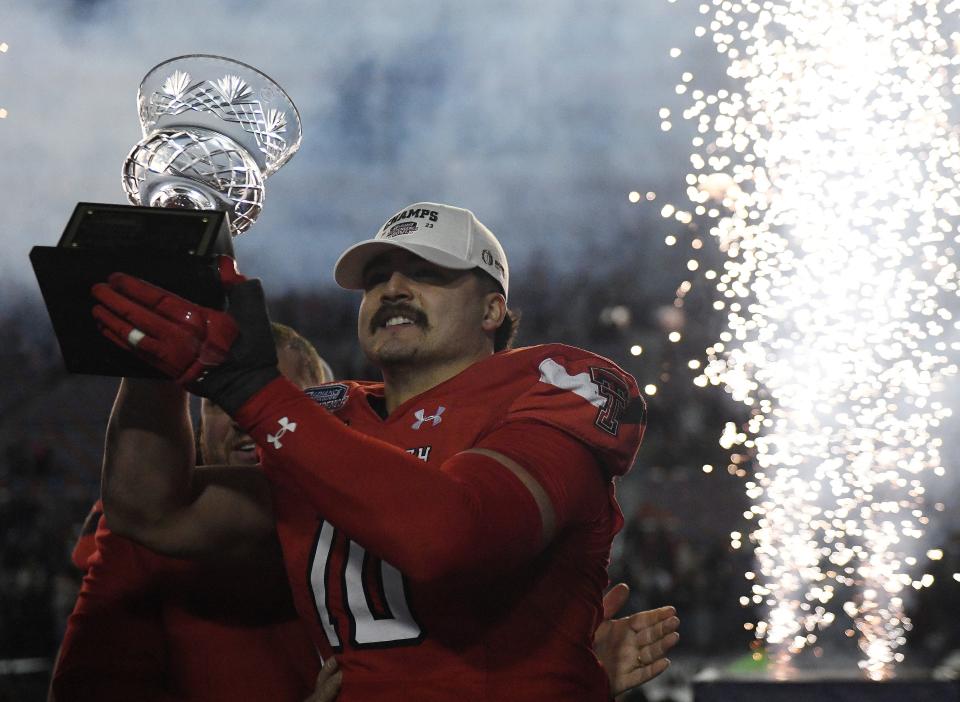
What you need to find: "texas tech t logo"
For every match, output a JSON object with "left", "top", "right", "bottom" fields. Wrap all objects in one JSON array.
[
  {"left": 589, "top": 367, "right": 629, "bottom": 436},
  {"left": 537, "top": 358, "right": 632, "bottom": 437}
]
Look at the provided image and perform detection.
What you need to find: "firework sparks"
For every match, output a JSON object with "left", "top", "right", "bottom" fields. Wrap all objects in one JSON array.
[{"left": 663, "top": 0, "right": 960, "bottom": 678}]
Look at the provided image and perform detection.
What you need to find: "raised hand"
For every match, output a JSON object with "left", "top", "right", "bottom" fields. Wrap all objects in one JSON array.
[
  {"left": 594, "top": 583, "right": 680, "bottom": 697},
  {"left": 92, "top": 271, "right": 240, "bottom": 385},
  {"left": 92, "top": 256, "right": 280, "bottom": 413}
]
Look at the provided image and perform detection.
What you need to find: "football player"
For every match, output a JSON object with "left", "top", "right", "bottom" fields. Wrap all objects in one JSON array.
[{"left": 90, "top": 203, "right": 677, "bottom": 700}]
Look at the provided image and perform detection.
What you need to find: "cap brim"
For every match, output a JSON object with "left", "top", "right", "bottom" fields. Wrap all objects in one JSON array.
[{"left": 334, "top": 239, "right": 475, "bottom": 289}]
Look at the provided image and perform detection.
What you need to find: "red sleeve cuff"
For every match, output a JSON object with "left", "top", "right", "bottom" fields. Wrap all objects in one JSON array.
[{"left": 233, "top": 376, "right": 323, "bottom": 438}]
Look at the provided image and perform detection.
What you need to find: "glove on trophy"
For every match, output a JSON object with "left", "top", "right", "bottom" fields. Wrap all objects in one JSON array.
[{"left": 92, "top": 256, "right": 279, "bottom": 414}]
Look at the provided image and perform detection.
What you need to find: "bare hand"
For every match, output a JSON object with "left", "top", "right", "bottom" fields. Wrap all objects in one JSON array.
[
  {"left": 594, "top": 583, "right": 680, "bottom": 697},
  {"left": 304, "top": 657, "right": 342, "bottom": 702}
]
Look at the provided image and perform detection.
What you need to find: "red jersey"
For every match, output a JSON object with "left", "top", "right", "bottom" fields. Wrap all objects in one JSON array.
[
  {"left": 237, "top": 344, "right": 645, "bottom": 701},
  {"left": 53, "top": 502, "right": 320, "bottom": 702}
]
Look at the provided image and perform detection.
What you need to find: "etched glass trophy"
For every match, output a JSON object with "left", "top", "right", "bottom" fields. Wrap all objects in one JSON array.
[
  {"left": 31, "top": 55, "right": 302, "bottom": 376},
  {"left": 123, "top": 54, "right": 301, "bottom": 233}
]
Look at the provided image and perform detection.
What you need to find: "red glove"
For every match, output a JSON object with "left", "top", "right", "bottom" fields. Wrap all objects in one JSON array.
[
  {"left": 92, "top": 257, "right": 280, "bottom": 413},
  {"left": 91, "top": 256, "right": 242, "bottom": 385}
]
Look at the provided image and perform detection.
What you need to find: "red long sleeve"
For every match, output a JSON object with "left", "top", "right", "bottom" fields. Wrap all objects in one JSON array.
[
  {"left": 52, "top": 517, "right": 175, "bottom": 702},
  {"left": 234, "top": 377, "right": 603, "bottom": 582}
]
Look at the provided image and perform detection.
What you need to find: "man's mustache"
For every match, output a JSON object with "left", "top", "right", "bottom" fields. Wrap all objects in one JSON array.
[{"left": 370, "top": 302, "right": 429, "bottom": 332}]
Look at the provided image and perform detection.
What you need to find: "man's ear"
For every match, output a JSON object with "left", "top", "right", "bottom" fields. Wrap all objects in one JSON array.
[{"left": 481, "top": 292, "right": 507, "bottom": 332}]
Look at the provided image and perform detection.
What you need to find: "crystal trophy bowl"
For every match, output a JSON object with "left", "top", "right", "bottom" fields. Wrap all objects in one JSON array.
[{"left": 122, "top": 54, "right": 302, "bottom": 234}]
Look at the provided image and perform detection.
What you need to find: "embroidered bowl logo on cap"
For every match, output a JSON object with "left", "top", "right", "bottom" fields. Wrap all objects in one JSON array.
[{"left": 383, "top": 221, "right": 418, "bottom": 239}]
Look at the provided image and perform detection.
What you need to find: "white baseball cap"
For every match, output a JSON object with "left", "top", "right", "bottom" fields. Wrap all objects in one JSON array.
[{"left": 334, "top": 202, "right": 509, "bottom": 300}]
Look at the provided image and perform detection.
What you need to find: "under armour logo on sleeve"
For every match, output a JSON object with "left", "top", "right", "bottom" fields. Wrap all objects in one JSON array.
[
  {"left": 411, "top": 406, "right": 445, "bottom": 430},
  {"left": 267, "top": 416, "right": 298, "bottom": 449}
]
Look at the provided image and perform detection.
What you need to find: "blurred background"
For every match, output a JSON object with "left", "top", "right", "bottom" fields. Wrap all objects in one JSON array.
[{"left": 1, "top": 1, "right": 959, "bottom": 700}]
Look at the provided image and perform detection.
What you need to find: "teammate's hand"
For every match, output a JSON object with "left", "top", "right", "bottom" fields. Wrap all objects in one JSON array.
[
  {"left": 594, "top": 583, "right": 679, "bottom": 697},
  {"left": 91, "top": 256, "right": 280, "bottom": 414},
  {"left": 304, "top": 657, "right": 342, "bottom": 702}
]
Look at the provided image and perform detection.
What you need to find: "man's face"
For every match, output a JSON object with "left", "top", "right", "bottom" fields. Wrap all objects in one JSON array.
[
  {"left": 200, "top": 346, "right": 312, "bottom": 465},
  {"left": 357, "top": 250, "right": 492, "bottom": 369}
]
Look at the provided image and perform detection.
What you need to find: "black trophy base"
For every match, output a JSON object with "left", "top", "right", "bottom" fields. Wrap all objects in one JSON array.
[
  {"left": 694, "top": 678, "right": 959, "bottom": 702},
  {"left": 30, "top": 203, "right": 234, "bottom": 378}
]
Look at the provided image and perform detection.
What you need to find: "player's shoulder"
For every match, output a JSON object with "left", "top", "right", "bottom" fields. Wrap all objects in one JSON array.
[
  {"left": 304, "top": 380, "right": 383, "bottom": 415},
  {"left": 495, "top": 344, "right": 646, "bottom": 476}
]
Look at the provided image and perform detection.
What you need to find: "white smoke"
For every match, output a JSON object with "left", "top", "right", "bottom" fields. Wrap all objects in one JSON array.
[{"left": 0, "top": 0, "right": 698, "bottom": 303}]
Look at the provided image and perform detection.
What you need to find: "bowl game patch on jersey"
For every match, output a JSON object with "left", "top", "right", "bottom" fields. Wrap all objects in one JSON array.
[{"left": 304, "top": 384, "right": 350, "bottom": 412}]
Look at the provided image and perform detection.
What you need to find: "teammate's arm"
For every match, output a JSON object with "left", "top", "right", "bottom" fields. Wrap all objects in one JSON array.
[
  {"left": 101, "top": 379, "right": 275, "bottom": 559},
  {"left": 100, "top": 379, "right": 193, "bottom": 541}
]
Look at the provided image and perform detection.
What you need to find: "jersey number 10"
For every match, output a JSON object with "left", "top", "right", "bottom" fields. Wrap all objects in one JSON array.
[{"left": 309, "top": 520, "right": 424, "bottom": 650}]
